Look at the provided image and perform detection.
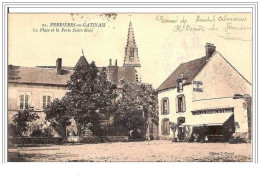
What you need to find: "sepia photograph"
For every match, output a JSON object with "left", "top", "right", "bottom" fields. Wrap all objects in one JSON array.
[{"left": 6, "top": 10, "right": 253, "bottom": 162}]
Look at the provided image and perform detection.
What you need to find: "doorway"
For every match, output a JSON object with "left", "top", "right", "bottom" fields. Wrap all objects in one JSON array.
[{"left": 177, "top": 117, "right": 185, "bottom": 141}]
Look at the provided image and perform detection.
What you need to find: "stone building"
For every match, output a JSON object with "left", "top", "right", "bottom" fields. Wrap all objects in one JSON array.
[
  {"left": 157, "top": 43, "right": 252, "bottom": 141},
  {"left": 8, "top": 22, "right": 142, "bottom": 126}
]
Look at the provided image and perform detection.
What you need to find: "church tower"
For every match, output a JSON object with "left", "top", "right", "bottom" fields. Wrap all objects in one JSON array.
[{"left": 123, "top": 22, "right": 141, "bottom": 82}]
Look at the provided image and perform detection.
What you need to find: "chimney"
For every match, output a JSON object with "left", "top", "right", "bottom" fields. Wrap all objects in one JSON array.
[
  {"left": 115, "top": 59, "right": 118, "bottom": 66},
  {"left": 205, "top": 43, "right": 216, "bottom": 59},
  {"left": 109, "top": 58, "right": 112, "bottom": 66},
  {"left": 56, "top": 58, "right": 62, "bottom": 75}
]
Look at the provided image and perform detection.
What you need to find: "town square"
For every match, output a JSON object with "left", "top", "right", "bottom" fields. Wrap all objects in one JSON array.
[
  {"left": 8, "top": 140, "right": 252, "bottom": 162},
  {"left": 7, "top": 12, "right": 252, "bottom": 162}
]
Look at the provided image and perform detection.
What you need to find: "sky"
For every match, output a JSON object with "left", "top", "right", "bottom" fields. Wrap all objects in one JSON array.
[{"left": 8, "top": 13, "right": 252, "bottom": 88}]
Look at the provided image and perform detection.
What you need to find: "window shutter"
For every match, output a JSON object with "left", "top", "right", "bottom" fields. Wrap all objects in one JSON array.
[
  {"left": 167, "top": 99, "right": 170, "bottom": 114},
  {"left": 161, "top": 120, "right": 164, "bottom": 135},
  {"left": 167, "top": 120, "right": 170, "bottom": 135},
  {"left": 182, "top": 96, "right": 186, "bottom": 112},
  {"left": 175, "top": 96, "right": 178, "bottom": 113}
]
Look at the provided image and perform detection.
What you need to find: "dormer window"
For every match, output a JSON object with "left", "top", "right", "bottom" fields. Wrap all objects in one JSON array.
[
  {"left": 177, "top": 79, "right": 183, "bottom": 92},
  {"left": 177, "top": 74, "right": 184, "bottom": 92}
]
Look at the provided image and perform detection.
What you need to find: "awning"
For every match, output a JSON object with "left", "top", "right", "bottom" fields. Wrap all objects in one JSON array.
[{"left": 182, "top": 112, "right": 234, "bottom": 127}]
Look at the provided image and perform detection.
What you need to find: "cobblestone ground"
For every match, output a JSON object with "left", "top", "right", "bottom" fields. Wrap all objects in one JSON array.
[{"left": 8, "top": 140, "right": 252, "bottom": 162}]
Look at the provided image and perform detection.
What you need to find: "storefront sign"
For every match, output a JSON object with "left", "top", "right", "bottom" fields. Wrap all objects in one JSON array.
[{"left": 193, "top": 80, "right": 203, "bottom": 92}]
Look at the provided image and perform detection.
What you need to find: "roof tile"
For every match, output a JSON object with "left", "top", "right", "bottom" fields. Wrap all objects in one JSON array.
[{"left": 157, "top": 56, "right": 207, "bottom": 92}]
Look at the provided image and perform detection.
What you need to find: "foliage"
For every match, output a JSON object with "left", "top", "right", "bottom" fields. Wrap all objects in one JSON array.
[
  {"left": 184, "top": 126, "right": 192, "bottom": 142},
  {"left": 8, "top": 124, "right": 21, "bottom": 138},
  {"left": 44, "top": 97, "right": 71, "bottom": 137},
  {"left": 30, "top": 124, "right": 53, "bottom": 138},
  {"left": 170, "top": 122, "right": 177, "bottom": 138},
  {"left": 114, "top": 80, "right": 158, "bottom": 136},
  {"left": 8, "top": 110, "right": 39, "bottom": 137},
  {"left": 66, "top": 61, "right": 117, "bottom": 134},
  {"left": 115, "top": 105, "right": 146, "bottom": 132},
  {"left": 45, "top": 59, "right": 117, "bottom": 136}
]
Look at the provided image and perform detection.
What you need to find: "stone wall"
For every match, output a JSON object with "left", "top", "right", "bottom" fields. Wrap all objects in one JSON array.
[
  {"left": 9, "top": 137, "right": 65, "bottom": 146},
  {"left": 101, "top": 136, "right": 129, "bottom": 142}
]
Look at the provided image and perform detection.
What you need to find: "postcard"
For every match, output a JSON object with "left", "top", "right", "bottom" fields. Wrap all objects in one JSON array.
[{"left": 6, "top": 10, "right": 253, "bottom": 162}]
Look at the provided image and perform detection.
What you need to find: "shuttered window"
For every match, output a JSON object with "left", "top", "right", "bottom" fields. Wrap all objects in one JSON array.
[
  {"left": 161, "top": 97, "right": 169, "bottom": 115},
  {"left": 161, "top": 119, "right": 170, "bottom": 135}
]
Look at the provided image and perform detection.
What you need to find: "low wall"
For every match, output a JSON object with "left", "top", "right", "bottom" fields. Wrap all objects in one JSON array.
[
  {"left": 101, "top": 136, "right": 129, "bottom": 142},
  {"left": 9, "top": 136, "right": 130, "bottom": 145},
  {"left": 80, "top": 136, "right": 102, "bottom": 144},
  {"left": 9, "top": 137, "right": 65, "bottom": 146},
  {"left": 80, "top": 136, "right": 129, "bottom": 143}
]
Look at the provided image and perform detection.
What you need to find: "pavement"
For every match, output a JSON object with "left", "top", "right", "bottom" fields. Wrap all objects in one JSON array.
[{"left": 8, "top": 140, "right": 252, "bottom": 162}]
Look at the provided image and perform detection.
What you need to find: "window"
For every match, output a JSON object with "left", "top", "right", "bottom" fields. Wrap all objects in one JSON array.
[
  {"left": 19, "top": 94, "right": 30, "bottom": 110},
  {"left": 176, "top": 95, "right": 186, "bottom": 113},
  {"left": 177, "top": 79, "right": 183, "bottom": 92},
  {"left": 42, "top": 94, "right": 53, "bottom": 109},
  {"left": 163, "top": 100, "right": 167, "bottom": 113},
  {"left": 161, "top": 97, "right": 169, "bottom": 115},
  {"left": 161, "top": 119, "right": 170, "bottom": 135},
  {"left": 130, "top": 48, "right": 134, "bottom": 57}
]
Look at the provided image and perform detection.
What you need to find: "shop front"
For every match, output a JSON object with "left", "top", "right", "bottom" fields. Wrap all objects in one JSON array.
[{"left": 181, "top": 112, "right": 235, "bottom": 142}]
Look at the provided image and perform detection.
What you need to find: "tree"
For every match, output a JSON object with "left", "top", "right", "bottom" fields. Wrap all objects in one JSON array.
[
  {"left": 114, "top": 80, "right": 158, "bottom": 138},
  {"left": 115, "top": 102, "right": 146, "bottom": 133},
  {"left": 47, "top": 58, "right": 117, "bottom": 135},
  {"left": 44, "top": 97, "right": 71, "bottom": 137},
  {"left": 8, "top": 110, "right": 39, "bottom": 137},
  {"left": 170, "top": 122, "right": 178, "bottom": 141}
]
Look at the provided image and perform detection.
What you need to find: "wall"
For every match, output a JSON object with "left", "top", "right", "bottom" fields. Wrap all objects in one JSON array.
[
  {"left": 107, "top": 65, "right": 119, "bottom": 83},
  {"left": 124, "top": 67, "right": 136, "bottom": 83},
  {"left": 192, "top": 52, "right": 251, "bottom": 101},
  {"left": 8, "top": 83, "right": 68, "bottom": 124},
  {"left": 192, "top": 52, "right": 252, "bottom": 137}
]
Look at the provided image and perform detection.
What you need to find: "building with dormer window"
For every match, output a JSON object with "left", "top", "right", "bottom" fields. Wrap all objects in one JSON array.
[{"left": 157, "top": 43, "right": 252, "bottom": 142}]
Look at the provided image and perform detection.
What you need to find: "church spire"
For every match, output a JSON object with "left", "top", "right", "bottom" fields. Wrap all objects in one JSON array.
[{"left": 123, "top": 22, "right": 141, "bottom": 67}]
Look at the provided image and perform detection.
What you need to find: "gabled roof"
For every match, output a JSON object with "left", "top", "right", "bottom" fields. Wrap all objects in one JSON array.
[
  {"left": 157, "top": 56, "right": 208, "bottom": 92},
  {"left": 8, "top": 66, "right": 73, "bottom": 86}
]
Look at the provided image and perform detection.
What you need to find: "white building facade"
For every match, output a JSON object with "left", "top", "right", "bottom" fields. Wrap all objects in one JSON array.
[{"left": 157, "top": 43, "right": 252, "bottom": 142}]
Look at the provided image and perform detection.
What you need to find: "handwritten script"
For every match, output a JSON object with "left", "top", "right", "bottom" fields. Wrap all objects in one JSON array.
[{"left": 156, "top": 14, "right": 251, "bottom": 41}]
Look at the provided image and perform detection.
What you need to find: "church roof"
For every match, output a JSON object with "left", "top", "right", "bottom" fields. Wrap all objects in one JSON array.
[
  {"left": 157, "top": 56, "right": 208, "bottom": 92},
  {"left": 123, "top": 22, "right": 140, "bottom": 67}
]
